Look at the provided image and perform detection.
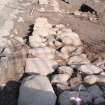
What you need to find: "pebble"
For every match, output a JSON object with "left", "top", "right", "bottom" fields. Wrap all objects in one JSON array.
[
  {"left": 79, "top": 64, "right": 103, "bottom": 74},
  {"left": 51, "top": 74, "right": 70, "bottom": 84},
  {"left": 57, "top": 66, "right": 73, "bottom": 76}
]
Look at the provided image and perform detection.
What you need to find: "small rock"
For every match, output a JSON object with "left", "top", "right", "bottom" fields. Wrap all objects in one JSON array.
[
  {"left": 84, "top": 75, "right": 98, "bottom": 84},
  {"left": 96, "top": 75, "right": 105, "bottom": 84},
  {"left": 29, "top": 34, "right": 45, "bottom": 48},
  {"left": 88, "top": 85, "right": 103, "bottom": 99},
  {"left": 72, "top": 84, "right": 87, "bottom": 91},
  {"left": 84, "top": 75, "right": 105, "bottom": 84},
  {"left": 79, "top": 64, "right": 103, "bottom": 74},
  {"left": 100, "top": 72, "right": 105, "bottom": 76},
  {"left": 25, "top": 58, "right": 57, "bottom": 75},
  {"left": 74, "top": 11, "right": 81, "bottom": 16},
  {"left": 29, "top": 17, "right": 57, "bottom": 48},
  {"left": 62, "top": 35, "right": 73, "bottom": 45},
  {"left": 56, "top": 83, "right": 69, "bottom": 90},
  {"left": 68, "top": 54, "right": 90, "bottom": 65},
  {"left": 94, "top": 97, "right": 105, "bottom": 105},
  {"left": 51, "top": 74, "right": 70, "bottom": 84},
  {"left": 99, "top": 85, "right": 105, "bottom": 92},
  {"left": 55, "top": 58, "right": 67, "bottom": 65},
  {"left": 33, "top": 17, "right": 55, "bottom": 37},
  {"left": 70, "top": 64, "right": 81, "bottom": 69},
  {"left": 60, "top": 30, "right": 82, "bottom": 47},
  {"left": 71, "top": 46, "right": 83, "bottom": 55},
  {"left": 69, "top": 77, "right": 82, "bottom": 89},
  {"left": 58, "top": 91, "right": 92, "bottom": 105},
  {"left": 55, "top": 51, "right": 69, "bottom": 61},
  {"left": 57, "top": 66, "right": 73, "bottom": 76},
  {"left": 3, "top": 48, "right": 12, "bottom": 55},
  {"left": 95, "top": 60, "right": 105, "bottom": 70},
  {"left": 18, "top": 75, "right": 56, "bottom": 105},
  {"left": 56, "top": 24, "right": 65, "bottom": 29},
  {"left": 81, "top": 13, "right": 88, "bottom": 18},
  {"left": 61, "top": 46, "right": 76, "bottom": 55},
  {"left": 53, "top": 83, "right": 70, "bottom": 95}
]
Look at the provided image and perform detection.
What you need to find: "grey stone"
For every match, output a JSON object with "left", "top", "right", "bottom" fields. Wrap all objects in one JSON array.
[
  {"left": 58, "top": 91, "right": 92, "bottom": 105},
  {"left": 18, "top": 75, "right": 56, "bottom": 105},
  {"left": 94, "top": 97, "right": 105, "bottom": 105},
  {"left": 72, "top": 84, "right": 87, "bottom": 91},
  {"left": 88, "top": 85, "right": 103, "bottom": 99},
  {"left": 53, "top": 83, "right": 70, "bottom": 95}
]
